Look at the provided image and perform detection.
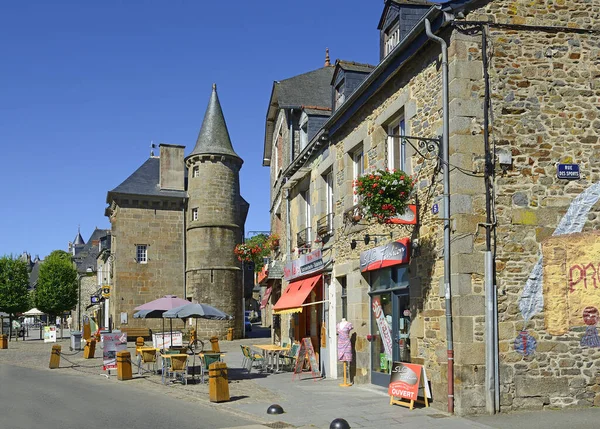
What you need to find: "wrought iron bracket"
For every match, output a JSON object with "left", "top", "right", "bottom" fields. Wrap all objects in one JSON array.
[{"left": 391, "top": 135, "right": 442, "bottom": 157}]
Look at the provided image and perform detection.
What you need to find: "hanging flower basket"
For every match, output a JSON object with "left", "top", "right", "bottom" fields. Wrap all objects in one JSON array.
[
  {"left": 354, "top": 169, "right": 414, "bottom": 223},
  {"left": 233, "top": 233, "right": 280, "bottom": 272}
]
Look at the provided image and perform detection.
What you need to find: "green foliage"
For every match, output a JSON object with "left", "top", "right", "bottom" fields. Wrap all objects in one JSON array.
[
  {"left": 0, "top": 255, "right": 31, "bottom": 316},
  {"left": 354, "top": 169, "right": 414, "bottom": 223},
  {"left": 34, "top": 250, "right": 78, "bottom": 318}
]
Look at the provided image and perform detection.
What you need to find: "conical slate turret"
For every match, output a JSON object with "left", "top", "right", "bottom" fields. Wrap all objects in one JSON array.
[{"left": 188, "top": 84, "right": 241, "bottom": 161}]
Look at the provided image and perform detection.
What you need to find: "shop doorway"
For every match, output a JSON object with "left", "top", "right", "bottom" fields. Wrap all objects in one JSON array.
[{"left": 369, "top": 289, "right": 410, "bottom": 387}]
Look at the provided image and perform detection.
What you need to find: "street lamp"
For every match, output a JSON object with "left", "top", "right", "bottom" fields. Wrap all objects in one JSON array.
[{"left": 77, "top": 267, "right": 93, "bottom": 331}]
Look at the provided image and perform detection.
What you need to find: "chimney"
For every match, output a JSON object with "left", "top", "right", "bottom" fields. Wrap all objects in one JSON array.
[
  {"left": 324, "top": 48, "right": 330, "bottom": 67},
  {"left": 159, "top": 143, "right": 185, "bottom": 191}
]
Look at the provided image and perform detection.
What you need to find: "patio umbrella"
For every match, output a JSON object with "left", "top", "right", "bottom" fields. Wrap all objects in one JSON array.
[
  {"left": 135, "top": 295, "right": 190, "bottom": 348},
  {"left": 163, "top": 303, "right": 232, "bottom": 380}
]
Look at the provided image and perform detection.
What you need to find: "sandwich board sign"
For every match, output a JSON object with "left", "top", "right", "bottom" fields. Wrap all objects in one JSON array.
[
  {"left": 388, "top": 362, "right": 431, "bottom": 409},
  {"left": 292, "top": 337, "right": 321, "bottom": 381}
]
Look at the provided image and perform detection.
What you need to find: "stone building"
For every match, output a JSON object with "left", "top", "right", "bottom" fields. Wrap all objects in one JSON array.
[
  {"left": 262, "top": 0, "right": 600, "bottom": 416},
  {"left": 105, "top": 85, "right": 249, "bottom": 338}
]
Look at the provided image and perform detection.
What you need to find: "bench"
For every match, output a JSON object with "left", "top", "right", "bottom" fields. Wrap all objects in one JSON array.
[{"left": 120, "top": 327, "right": 152, "bottom": 341}]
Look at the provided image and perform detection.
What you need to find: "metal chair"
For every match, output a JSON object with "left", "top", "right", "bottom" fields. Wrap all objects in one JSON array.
[
  {"left": 241, "top": 345, "right": 264, "bottom": 373},
  {"left": 200, "top": 353, "right": 222, "bottom": 383},
  {"left": 279, "top": 343, "right": 300, "bottom": 371}
]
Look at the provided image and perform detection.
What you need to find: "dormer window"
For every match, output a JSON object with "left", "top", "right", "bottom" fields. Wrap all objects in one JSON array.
[
  {"left": 335, "top": 80, "right": 346, "bottom": 110},
  {"left": 384, "top": 22, "right": 400, "bottom": 57},
  {"left": 300, "top": 113, "right": 309, "bottom": 151}
]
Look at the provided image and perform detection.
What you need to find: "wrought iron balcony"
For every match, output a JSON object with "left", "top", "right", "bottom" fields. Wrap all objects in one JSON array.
[
  {"left": 297, "top": 227, "right": 312, "bottom": 249},
  {"left": 317, "top": 213, "right": 334, "bottom": 237}
]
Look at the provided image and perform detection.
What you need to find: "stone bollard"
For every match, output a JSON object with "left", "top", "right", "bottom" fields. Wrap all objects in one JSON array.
[
  {"left": 83, "top": 338, "right": 96, "bottom": 359},
  {"left": 117, "top": 351, "right": 132, "bottom": 381},
  {"left": 49, "top": 345, "right": 61, "bottom": 369}
]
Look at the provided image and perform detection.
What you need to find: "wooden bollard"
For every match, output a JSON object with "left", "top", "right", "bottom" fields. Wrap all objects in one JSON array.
[
  {"left": 0, "top": 334, "right": 8, "bottom": 349},
  {"left": 83, "top": 338, "right": 96, "bottom": 359},
  {"left": 49, "top": 345, "right": 61, "bottom": 369},
  {"left": 117, "top": 351, "right": 132, "bottom": 381},
  {"left": 209, "top": 362, "right": 230, "bottom": 402}
]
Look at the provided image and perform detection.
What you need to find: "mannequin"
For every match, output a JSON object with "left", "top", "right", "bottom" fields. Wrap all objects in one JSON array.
[{"left": 337, "top": 318, "right": 353, "bottom": 387}]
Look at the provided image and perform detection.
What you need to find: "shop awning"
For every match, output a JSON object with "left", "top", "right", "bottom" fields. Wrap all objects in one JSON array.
[
  {"left": 260, "top": 286, "right": 273, "bottom": 309},
  {"left": 273, "top": 274, "right": 321, "bottom": 314}
]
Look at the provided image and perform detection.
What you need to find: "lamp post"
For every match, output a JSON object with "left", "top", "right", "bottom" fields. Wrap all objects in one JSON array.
[{"left": 77, "top": 267, "right": 93, "bottom": 331}]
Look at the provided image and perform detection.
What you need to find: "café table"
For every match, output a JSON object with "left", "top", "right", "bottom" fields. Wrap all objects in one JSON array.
[{"left": 252, "top": 344, "right": 290, "bottom": 372}]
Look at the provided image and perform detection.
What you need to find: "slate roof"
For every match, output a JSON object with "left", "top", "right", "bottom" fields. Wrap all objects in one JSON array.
[
  {"left": 73, "top": 228, "right": 110, "bottom": 274},
  {"left": 107, "top": 157, "right": 187, "bottom": 201},
  {"left": 304, "top": 107, "right": 331, "bottom": 117},
  {"left": 336, "top": 60, "right": 376, "bottom": 74},
  {"left": 276, "top": 66, "right": 334, "bottom": 109},
  {"left": 73, "top": 231, "right": 85, "bottom": 245},
  {"left": 28, "top": 261, "right": 41, "bottom": 290},
  {"left": 187, "top": 84, "right": 241, "bottom": 161}
]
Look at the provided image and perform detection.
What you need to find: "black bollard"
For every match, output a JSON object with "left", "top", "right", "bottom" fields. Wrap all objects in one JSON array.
[
  {"left": 267, "top": 404, "right": 284, "bottom": 415},
  {"left": 330, "top": 418, "right": 351, "bottom": 429}
]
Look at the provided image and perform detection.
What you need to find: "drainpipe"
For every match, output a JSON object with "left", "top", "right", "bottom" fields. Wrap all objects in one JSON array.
[
  {"left": 425, "top": 18, "right": 454, "bottom": 415},
  {"left": 183, "top": 198, "right": 187, "bottom": 299}
]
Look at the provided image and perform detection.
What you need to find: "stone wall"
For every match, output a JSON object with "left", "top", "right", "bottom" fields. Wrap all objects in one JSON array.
[
  {"left": 462, "top": 0, "right": 600, "bottom": 412},
  {"left": 109, "top": 201, "right": 185, "bottom": 333}
]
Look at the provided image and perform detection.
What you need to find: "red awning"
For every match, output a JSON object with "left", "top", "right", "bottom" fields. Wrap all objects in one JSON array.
[
  {"left": 273, "top": 274, "right": 322, "bottom": 314},
  {"left": 260, "top": 286, "right": 273, "bottom": 309}
]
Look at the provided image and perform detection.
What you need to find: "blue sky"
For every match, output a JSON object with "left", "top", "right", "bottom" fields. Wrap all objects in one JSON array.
[{"left": 0, "top": 1, "right": 385, "bottom": 259}]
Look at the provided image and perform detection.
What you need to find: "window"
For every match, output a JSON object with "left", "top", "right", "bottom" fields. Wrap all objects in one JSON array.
[
  {"left": 370, "top": 266, "right": 409, "bottom": 291},
  {"left": 384, "top": 22, "right": 400, "bottom": 57},
  {"left": 387, "top": 118, "right": 406, "bottom": 171},
  {"left": 335, "top": 80, "right": 346, "bottom": 110},
  {"left": 300, "top": 122, "right": 308, "bottom": 151},
  {"left": 192, "top": 208, "right": 198, "bottom": 221},
  {"left": 301, "top": 189, "right": 311, "bottom": 231},
  {"left": 136, "top": 245, "right": 147, "bottom": 264},
  {"left": 326, "top": 171, "right": 334, "bottom": 230},
  {"left": 192, "top": 166, "right": 199, "bottom": 178},
  {"left": 352, "top": 146, "right": 365, "bottom": 205},
  {"left": 339, "top": 276, "right": 347, "bottom": 320}
]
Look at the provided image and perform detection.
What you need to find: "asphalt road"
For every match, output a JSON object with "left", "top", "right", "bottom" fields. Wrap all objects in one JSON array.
[{"left": 0, "top": 364, "right": 256, "bottom": 429}]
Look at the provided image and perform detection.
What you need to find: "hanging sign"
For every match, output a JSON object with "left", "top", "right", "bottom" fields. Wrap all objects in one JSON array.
[
  {"left": 557, "top": 164, "right": 580, "bottom": 180},
  {"left": 388, "top": 362, "right": 431, "bottom": 409},
  {"left": 389, "top": 204, "right": 418, "bottom": 225},
  {"left": 101, "top": 285, "right": 111, "bottom": 299},
  {"left": 292, "top": 337, "right": 321, "bottom": 381},
  {"left": 360, "top": 238, "right": 410, "bottom": 272},
  {"left": 371, "top": 296, "right": 393, "bottom": 360}
]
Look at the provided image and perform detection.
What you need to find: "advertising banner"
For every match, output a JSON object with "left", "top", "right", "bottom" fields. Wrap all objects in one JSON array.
[
  {"left": 102, "top": 332, "right": 127, "bottom": 371},
  {"left": 371, "top": 296, "right": 393, "bottom": 360},
  {"left": 43, "top": 326, "right": 56, "bottom": 343}
]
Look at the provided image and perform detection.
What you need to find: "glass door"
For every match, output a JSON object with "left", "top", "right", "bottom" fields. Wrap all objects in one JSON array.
[{"left": 370, "top": 289, "right": 410, "bottom": 387}]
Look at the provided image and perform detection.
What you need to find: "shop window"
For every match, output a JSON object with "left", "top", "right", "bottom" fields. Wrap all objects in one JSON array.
[{"left": 370, "top": 265, "right": 409, "bottom": 291}]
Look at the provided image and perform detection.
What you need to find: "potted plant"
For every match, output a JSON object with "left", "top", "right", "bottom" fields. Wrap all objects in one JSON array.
[
  {"left": 354, "top": 169, "right": 414, "bottom": 224},
  {"left": 233, "top": 233, "right": 280, "bottom": 272}
]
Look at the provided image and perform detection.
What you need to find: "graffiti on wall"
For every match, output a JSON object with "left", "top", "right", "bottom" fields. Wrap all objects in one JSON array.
[
  {"left": 543, "top": 230, "right": 600, "bottom": 336},
  {"left": 518, "top": 182, "right": 600, "bottom": 323}
]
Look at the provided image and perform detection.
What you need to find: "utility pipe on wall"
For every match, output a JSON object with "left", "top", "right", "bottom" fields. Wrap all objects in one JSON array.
[{"left": 425, "top": 18, "right": 454, "bottom": 415}]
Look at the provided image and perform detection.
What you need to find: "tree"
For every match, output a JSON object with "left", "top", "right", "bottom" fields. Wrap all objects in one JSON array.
[
  {"left": 0, "top": 255, "right": 31, "bottom": 339},
  {"left": 35, "top": 250, "right": 78, "bottom": 326}
]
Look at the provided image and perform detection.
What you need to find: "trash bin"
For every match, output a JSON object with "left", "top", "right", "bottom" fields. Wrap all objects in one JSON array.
[
  {"left": 209, "top": 362, "right": 230, "bottom": 402},
  {"left": 70, "top": 331, "right": 82, "bottom": 351}
]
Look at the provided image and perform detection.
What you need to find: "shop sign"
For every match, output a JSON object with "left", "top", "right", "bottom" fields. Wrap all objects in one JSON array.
[
  {"left": 152, "top": 331, "right": 183, "bottom": 349},
  {"left": 90, "top": 295, "right": 100, "bottom": 304},
  {"left": 360, "top": 238, "right": 410, "bottom": 273},
  {"left": 102, "top": 331, "right": 127, "bottom": 371},
  {"left": 372, "top": 296, "right": 393, "bottom": 360},
  {"left": 389, "top": 204, "right": 418, "bottom": 225},
  {"left": 283, "top": 249, "right": 323, "bottom": 281}
]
